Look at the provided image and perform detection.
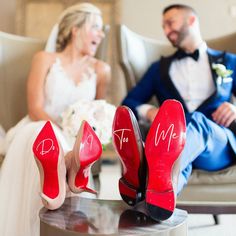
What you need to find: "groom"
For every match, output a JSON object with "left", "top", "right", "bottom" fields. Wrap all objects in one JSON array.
[{"left": 122, "top": 4, "right": 236, "bottom": 192}]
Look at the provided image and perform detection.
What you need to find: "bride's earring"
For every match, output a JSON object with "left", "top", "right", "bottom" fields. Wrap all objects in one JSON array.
[
  {"left": 68, "top": 120, "right": 102, "bottom": 194},
  {"left": 32, "top": 121, "right": 66, "bottom": 210}
]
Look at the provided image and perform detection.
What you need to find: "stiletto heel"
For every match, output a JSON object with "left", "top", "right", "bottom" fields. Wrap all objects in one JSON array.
[
  {"left": 145, "top": 99, "right": 186, "bottom": 221},
  {"left": 112, "top": 106, "right": 145, "bottom": 206},
  {"left": 68, "top": 120, "right": 102, "bottom": 194},
  {"left": 32, "top": 121, "right": 66, "bottom": 210}
]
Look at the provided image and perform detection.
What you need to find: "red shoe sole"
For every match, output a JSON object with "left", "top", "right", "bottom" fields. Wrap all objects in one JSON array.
[
  {"left": 74, "top": 121, "right": 102, "bottom": 192},
  {"left": 112, "top": 106, "right": 144, "bottom": 205},
  {"left": 145, "top": 100, "right": 186, "bottom": 221},
  {"left": 32, "top": 121, "right": 60, "bottom": 199}
]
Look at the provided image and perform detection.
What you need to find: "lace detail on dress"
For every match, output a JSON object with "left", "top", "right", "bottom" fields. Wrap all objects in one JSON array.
[{"left": 44, "top": 58, "right": 97, "bottom": 121}]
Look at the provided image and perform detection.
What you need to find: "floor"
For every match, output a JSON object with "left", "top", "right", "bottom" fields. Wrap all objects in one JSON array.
[{"left": 98, "top": 160, "right": 236, "bottom": 236}]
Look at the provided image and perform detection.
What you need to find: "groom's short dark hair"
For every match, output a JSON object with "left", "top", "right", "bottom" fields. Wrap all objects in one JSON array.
[{"left": 163, "top": 4, "right": 197, "bottom": 16}]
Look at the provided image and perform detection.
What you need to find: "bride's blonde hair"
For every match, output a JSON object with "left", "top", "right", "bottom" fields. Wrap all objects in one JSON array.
[{"left": 56, "top": 3, "right": 101, "bottom": 52}]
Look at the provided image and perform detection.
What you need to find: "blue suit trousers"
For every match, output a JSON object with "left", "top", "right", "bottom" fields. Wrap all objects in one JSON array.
[{"left": 178, "top": 112, "right": 235, "bottom": 193}]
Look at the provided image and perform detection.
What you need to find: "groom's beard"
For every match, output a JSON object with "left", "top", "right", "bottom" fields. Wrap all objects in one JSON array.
[{"left": 167, "top": 23, "right": 189, "bottom": 48}]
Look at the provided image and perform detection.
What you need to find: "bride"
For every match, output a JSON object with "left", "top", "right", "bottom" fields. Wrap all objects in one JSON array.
[{"left": 0, "top": 3, "right": 111, "bottom": 236}]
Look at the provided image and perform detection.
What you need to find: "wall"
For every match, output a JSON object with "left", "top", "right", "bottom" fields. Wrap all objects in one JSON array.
[
  {"left": 0, "top": 0, "right": 16, "bottom": 33},
  {"left": 2, "top": 0, "right": 236, "bottom": 40},
  {"left": 2, "top": 0, "right": 236, "bottom": 105},
  {"left": 120, "top": 0, "right": 236, "bottom": 41}
]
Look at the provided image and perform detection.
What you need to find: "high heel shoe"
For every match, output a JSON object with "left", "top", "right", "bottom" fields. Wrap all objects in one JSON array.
[
  {"left": 145, "top": 99, "right": 186, "bottom": 221},
  {"left": 32, "top": 121, "right": 66, "bottom": 210},
  {"left": 112, "top": 106, "right": 146, "bottom": 206},
  {"left": 68, "top": 120, "right": 102, "bottom": 194}
]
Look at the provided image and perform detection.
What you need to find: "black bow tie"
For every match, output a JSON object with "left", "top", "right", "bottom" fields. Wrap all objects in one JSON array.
[{"left": 175, "top": 49, "right": 199, "bottom": 61}]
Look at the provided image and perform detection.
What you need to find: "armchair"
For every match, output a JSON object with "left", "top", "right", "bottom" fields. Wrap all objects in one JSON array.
[
  {"left": 117, "top": 24, "right": 236, "bottom": 221},
  {"left": 0, "top": 32, "right": 45, "bottom": 131}
]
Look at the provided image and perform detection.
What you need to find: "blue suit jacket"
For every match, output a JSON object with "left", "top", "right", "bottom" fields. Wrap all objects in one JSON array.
[{"left": 122, "top": 48, "right": 236, "bottom": 153}]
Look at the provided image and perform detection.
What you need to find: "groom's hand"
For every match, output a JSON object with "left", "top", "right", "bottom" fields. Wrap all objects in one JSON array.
[
  {"left": 212, "top": 102, "right": 236, "bottom": 127},
  {"left": 146, "top": 107, "right": 159, "bottom": 123}
]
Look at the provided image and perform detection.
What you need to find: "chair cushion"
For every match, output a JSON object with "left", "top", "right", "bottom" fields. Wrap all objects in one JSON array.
[
  {"left": 179, "top": 164, "right": 236, "bottom": 202},
  {"left": 188, "top": 164, "right": 236, "bottom": 185},
  {"left": 178, "top": 183, "right": 236, "bottom": 202}
]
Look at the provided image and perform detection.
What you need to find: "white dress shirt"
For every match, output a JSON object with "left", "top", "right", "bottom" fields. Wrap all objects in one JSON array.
[{"left": 137, "top": 42, "right": 215, "bottom": 120}]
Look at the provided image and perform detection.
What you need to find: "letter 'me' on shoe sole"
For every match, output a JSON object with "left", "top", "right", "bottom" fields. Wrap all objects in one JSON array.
[
  {"left": 32, "top": 121, "right": 60, "bottom": 199},
  {"left": 112, "top": 106, "right": 144, "bottom": 206},
  {"left": 145, "top": 100, "right": 186, "bottom": 221}
]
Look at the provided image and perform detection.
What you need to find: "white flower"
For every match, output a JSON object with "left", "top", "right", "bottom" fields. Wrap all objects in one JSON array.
[
  {"left": 60, "top": 100, "right": 116, "bottom": 146},
  {"left": 212, "top": 63, "right": 233, "bottom": 78}
]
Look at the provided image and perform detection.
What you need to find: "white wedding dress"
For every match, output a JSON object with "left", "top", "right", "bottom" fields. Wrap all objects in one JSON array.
[{"left": 0, "top": 58, "right": 97, "bottom": 236}]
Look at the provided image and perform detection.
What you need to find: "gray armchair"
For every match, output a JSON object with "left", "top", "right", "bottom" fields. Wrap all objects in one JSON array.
[
  {"left": 0, "top": 32, "right": 45, "bottom": 131},
  {"left": 117, "top": 24, "right": 236, "bottom": 222}
]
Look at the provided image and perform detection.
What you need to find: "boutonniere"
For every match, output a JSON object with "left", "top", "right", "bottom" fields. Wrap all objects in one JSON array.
[
  {"left": 212, "top": 63, "right": 233, "bottom": 85},
  {"left": 212, "top": 63, "right": 233, "bottom": 78}
]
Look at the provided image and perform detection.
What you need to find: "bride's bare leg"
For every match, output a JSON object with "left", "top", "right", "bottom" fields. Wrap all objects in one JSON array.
[{"left": 64, "top": 150, "right": 74, "bottom": 170}]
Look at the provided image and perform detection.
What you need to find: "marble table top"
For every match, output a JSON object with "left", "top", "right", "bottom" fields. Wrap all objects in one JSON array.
[{"left": 39, "top": 196, "right": 187, "bottom": 235}]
